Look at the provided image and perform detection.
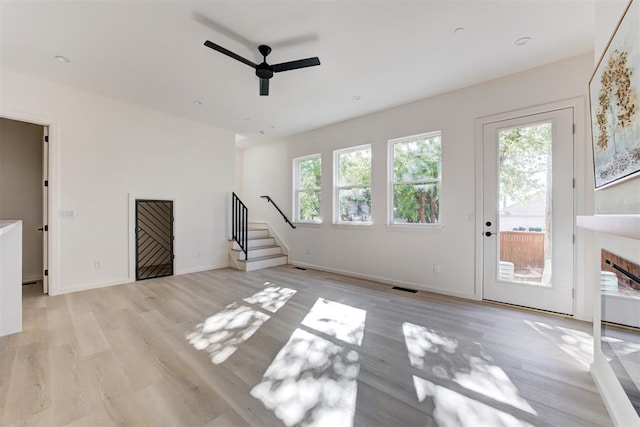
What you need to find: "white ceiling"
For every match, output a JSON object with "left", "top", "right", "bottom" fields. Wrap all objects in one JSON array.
[{"left": 0, "top": 1, "right": 595, "bottom": 148}]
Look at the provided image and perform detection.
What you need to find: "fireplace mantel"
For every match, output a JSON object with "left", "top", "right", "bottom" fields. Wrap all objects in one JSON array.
[{"left": 577, "top": 214, "right": 640, "bottom": 240}]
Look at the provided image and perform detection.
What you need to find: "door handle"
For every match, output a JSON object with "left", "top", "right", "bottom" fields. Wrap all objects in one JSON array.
[
  {"left": 485, "top": 231, "right": 495, "bottom": 237},
  {"left": 38, "top": 227, "right": 43, "bottom": 231}
]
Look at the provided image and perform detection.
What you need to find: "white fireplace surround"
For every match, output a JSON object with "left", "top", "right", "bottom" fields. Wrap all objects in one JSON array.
[{"left": 577, "top": 214, "right": 640, "bottom": 426}]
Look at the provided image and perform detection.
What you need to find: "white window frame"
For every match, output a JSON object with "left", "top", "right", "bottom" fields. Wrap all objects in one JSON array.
[
  {"left": 388, "top": 131, "right": 442, "bottom": 226},
  {"left": 293, "top": 154, "right": 322, "bottom": 223},
  {"left": 334, "top": 144, "right": 372, "bottom": 225}
]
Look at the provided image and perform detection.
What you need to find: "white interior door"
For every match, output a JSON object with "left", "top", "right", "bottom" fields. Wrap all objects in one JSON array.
[
  {"left": 42, "top": 127, "right": 49, "bottom": 294},
  {"left": 482, "top": 108, "right": 574, "bottom": 314}
]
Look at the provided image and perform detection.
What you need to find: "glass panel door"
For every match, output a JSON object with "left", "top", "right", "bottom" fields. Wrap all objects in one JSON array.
[{"left": 483, "top": 108, "right": 574, "bottom": 314}]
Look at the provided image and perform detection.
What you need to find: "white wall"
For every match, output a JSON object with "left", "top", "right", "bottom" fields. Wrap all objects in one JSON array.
[
  {"left": 0, "top": 118, "right": 43, "bottom": 282},
  {"left": 0, "top": 69, "right": 236, "bottom": 295},
  {"left": 242, "top": 53, "right": 594, "bottom": 304}
]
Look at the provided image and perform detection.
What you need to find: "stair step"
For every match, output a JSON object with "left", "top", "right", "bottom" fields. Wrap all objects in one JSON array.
[
  {"left": 240, "top": 254, "right": 288, "bottom": 272},
  {"left": 231, "top": 245, "right": 282, "bottom": 261},
  {"left": 247, "top": 228, "right": 270, "bottom": 239},
  {"left": 232, "top": 237, "right": 275, "bottom": 250},
  {"left": 243, "top": 254, "right": 286, "bottom": 262}
]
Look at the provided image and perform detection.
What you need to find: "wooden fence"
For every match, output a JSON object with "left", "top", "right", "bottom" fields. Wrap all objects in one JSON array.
[{"left": 500, "top": 231, "right": 544, "bottom": 271}]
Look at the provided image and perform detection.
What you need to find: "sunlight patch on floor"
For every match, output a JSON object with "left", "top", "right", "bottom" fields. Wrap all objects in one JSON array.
[
  {"left": 252, "top": 298, "right": 366, "bottom": 426},
  {"left": 403, "top": 322, "right": 536, "bottom": 415},
  {"left": 301, "top": 298, "right": 367, "bottom": 346},
  {"left": 251, "top": 328, "right": 360, "bottom": 426},
  {"left": 186, "top": 283, "right": 296, "bottom": 364},
  {"left": 524, "top": 320, "right": 593, "bottom": 368},
  {"left": 186, "top": 302, "right": 269, "bottom": 364},
  {"left": 243, "top": 282, "right": 297, "bottom": 313},
  {"left": 412, "top": 376, "right": 534, "bottom": 427}
]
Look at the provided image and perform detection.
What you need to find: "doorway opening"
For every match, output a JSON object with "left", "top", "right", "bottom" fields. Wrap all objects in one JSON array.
[
  {"left": 0, "top": 118, "right": 49, "bottom": 294},
  {"left": 135, "top": 199, "right": 174, "bottom": 280}
]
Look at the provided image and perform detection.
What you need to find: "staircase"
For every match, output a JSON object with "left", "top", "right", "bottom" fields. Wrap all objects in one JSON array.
[{"left": 229, "top": 225, "right": 288, "bottom": 271}]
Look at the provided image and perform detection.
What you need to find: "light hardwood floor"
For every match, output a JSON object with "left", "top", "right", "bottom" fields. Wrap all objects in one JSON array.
[{"left": 0, "top": 266, "right": 612, "bottom": 426}]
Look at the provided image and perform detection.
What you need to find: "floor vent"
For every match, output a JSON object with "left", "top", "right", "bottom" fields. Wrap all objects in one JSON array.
[
  {"left": 294, "top": 266, "right": 307, "bottom": 271},
  {"left": 392, "top": 286, "right": 417, "bottom": 293}
]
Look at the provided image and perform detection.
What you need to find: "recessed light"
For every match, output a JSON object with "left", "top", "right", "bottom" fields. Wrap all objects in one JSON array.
[
  {"left": 193, "top": 100, "right": 202, "bottom": 106},
  {"left": 353, "top": 95, "right": 361, "bottom": 101},
  {"left": 55, "top": 55, "right": 70, "bottom": 63},
  {"left": 454, "top": 27, "right": 465, "bottom": 34},
  {"left": 514, "top": 37, "right": 531, "bottom": 46}
]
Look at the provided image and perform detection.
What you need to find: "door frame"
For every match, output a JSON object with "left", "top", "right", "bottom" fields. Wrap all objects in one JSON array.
[
  {"left": 473, "top": 97, "right": 590, "bottom": 318},
  {"left": 0, "top": 109, "right": 58, "bottom": 295}
]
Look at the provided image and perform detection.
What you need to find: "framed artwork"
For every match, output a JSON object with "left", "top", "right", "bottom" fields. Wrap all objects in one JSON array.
[{"left": 589, "top": 0, "right": 640, "bottom": 189}]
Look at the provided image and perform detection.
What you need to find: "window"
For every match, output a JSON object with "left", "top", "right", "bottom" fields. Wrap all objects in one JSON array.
[
  {"left": 389, "top": 132, "right": 441, "bottom": 224},
  {"left": 335, "top": 145, "right": 371, "bottom": 224},
  {"left": 294, "top": 154, "right": 321, "bottom": 222}
]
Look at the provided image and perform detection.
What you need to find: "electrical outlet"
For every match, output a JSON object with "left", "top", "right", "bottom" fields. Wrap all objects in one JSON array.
[
  {"left": 305, "top": 248, "right": 310, "bottom": 255},
  {"left": 197, "top": 251, "right": 203, "bottom": 258},
  {"left": 94, "top": 261, "right": 103, "bottom": 269},
  {"left": 433, "top": 265, "right": 441, "bottom": 274}
]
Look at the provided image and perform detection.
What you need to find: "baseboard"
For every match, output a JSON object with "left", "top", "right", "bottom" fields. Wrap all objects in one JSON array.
[
  {"left": 177, "top": 263, "right": 228, "bottom": 275},
  {"left": 289, "top": 260, "right": 476, "bottom": 301},
  {"left": 22, "top": 274, "right": 43, "bottom": 284},
  {"left": 51, "top": 263, "right": 231, "bottom": 296},
  {"left": 53, "top": 278, "right": 133, "bottom": 295}
]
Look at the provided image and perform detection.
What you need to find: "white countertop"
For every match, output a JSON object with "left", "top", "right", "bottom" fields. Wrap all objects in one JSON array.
[{"left": 0, "top": 220, "right": 21, "bottom": 237}]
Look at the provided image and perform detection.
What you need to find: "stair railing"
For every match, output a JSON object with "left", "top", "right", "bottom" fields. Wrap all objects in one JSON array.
[
  {"left": 260, "top": 195, "right": 296, "bottom": 229},
  {"left": 232, "top": 192, "right": 249, "bottom": 260}
]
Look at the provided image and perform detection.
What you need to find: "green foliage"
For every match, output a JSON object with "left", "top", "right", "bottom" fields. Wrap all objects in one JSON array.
[
  {"left": 298, "top": 191, "right": 320, "bottom": 221},
  {"left": 298, "top": 157, "right": 321, "bottom": 189},
  {"left": 498, "top": 124, "right": 551, "bottom": 208},
  {"left": 393, "top": 137, "right": 440, "bottom": 182},
  {"left": 339, "top": 148, "right": 371, "bottom": 186},
  {"left": 338, "top": 148, "right": 372, "bottom": 222},
  {"left": 297, "top": 156, "right": 321, "bottom": 221},
  {"left": 392, "top": 136, "right": 441, "bottom": 223}
]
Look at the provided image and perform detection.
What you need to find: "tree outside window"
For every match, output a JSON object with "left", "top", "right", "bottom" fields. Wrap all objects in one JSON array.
[
  {"left": 294, "top": 155, "right": 321, "bottom": 222},
  {"left": 335, "top": 146, "right": 371, "bottom": 223},
  {"left": 390, "top": 133, "right": 441, "bottom": 224}
]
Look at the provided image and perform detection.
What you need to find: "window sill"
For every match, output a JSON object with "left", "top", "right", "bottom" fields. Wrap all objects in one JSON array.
[
  {"left": 331, "top": 222, "right": 373, "bottom": 230},
  {"left": 385, "top": 224, "right": 444, "bottom": 232}
]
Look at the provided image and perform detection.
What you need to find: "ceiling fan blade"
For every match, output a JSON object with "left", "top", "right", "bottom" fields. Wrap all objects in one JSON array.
[
  {"left": 204, "top": 40, "right": 257, "bottom": 69},
  {"left": 260, "top": 78, "right": 269, "bottom": 96},
  {"left": 272, "top": 57, "right": 320, "bottom": 73}
]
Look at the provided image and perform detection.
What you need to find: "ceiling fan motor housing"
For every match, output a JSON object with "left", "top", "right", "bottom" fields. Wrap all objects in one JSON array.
[
  {"left": 256, "top": 45, "right": 274, "bottom": 79},
  {"left": 256, "top": 64, "right": 274, "bottom": 79}
]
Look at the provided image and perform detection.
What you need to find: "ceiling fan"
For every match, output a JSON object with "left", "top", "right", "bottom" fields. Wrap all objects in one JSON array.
[{"left": 204, "top": 41, "right": 320, "bottom": 96}]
